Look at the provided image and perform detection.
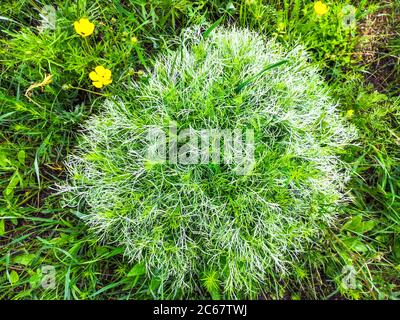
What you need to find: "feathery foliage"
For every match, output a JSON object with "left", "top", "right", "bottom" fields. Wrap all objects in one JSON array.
[{"left": 63, "top": 27, "right": 356, "bottom": 298}]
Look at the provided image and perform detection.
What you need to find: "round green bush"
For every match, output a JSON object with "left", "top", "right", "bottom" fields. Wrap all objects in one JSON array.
[{"left": 64, "top": 27, "right": 356, "bottom": 298}]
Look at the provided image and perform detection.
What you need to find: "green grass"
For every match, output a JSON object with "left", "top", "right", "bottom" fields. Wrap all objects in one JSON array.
[{"left": 0, "top": 0, "right": 399, "bottom": 299}]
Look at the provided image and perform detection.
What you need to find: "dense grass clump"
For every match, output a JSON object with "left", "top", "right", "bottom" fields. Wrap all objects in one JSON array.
[{"left": 63, "top": 27, "right": 356, "bottom": 298}]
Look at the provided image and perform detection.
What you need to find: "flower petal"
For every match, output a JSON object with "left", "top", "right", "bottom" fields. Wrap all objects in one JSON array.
[
  {"left": 79, "top": 18, "right": 90, "bottom": 25},
  {"left": 73, "top": 21, "right": 82, "bottom": 35},
  {"left": 92, "top": 81, "right": 103, "bottom": 88},
  {"left": 103, "top": 69, "right": 112, "bottom": 79},
  {"left": 95, "top": 66, "right": 106, "bottom": 75},
  {"left": 83, "top": 23, "right": 95, "bottom": 36},
  {"left": 89, "top": 71, "right": 100, "bottom": 81}
]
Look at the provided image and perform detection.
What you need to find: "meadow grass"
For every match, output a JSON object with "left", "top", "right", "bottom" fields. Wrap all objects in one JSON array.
[{"left": 0, "top": 0, "right": 399, "bottom": 299}]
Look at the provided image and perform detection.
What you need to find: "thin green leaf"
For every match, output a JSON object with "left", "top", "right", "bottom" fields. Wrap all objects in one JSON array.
[
  {"left": 203, "top": 16, "right": 224, "bottom": 38},
  {"left": 235, "top": 60, "right": 289, "bottom": 93}
]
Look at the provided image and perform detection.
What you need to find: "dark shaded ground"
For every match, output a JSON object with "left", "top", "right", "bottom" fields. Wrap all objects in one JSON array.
[{"left": 355, "top": 1, "right": 400, "bottom": 92}]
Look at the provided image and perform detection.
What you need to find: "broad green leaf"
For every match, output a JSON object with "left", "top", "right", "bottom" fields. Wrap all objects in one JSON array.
[
  {"left": 149, "top": 276, "right": 161, "bottom": 292},
  {"left": 342, "top": 237, "right": 369, "bottom": 253},
  {"left": 13, "top": 254, "right": 36, "bottom": 266},
  {"left": 9, "top": 270, "right": 19, "bottom": 285},
  {"left": 4, "top": 171, "right": 21, "bottom": 197},
  {"left": 127, "top": 262, "right": 146, "bottom": 277},
  {"left": 17, "top": 150, "right": 26, "bottom": 165},
  {"left": 0, "top": 154, "right": 10, "bottom": 168},
  {"left": 342, "top": 216, "right": 376, "bottom": 233},
  {"left": 29, "top": 272, "right": 41, "bottom": 289},
  {"left": 361, "top": 220, "right": 377, "bottom": 233},
  {"left": 342, "top": 216, "right": 363, "bottom": 232}
]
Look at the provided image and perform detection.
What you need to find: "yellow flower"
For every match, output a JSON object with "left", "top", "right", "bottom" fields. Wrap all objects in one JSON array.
[
  {"left": 74, "top": 18, "right": 95, "bottom": 37},
  {"left": 277, "top": 22, "right": 286, "bottom": 32},
  {"left": 314, "top": 1, "right": 329, "bottom": 16},
  {"left": 89, "top": 66, "right": 112, "bottom": 88},
  {"left": 346, "top": 109, "right": 355, "bottom": 117},
  {"left": 131, "top": 36, "right": 138, "bottom": 45}
]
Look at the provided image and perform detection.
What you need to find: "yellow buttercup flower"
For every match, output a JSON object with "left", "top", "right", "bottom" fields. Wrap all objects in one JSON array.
[
  {"left": 89, "top": 66, "right": 112, "bottom": 88},
  {"left": 314, "top": 1, "right": 329, "bottom": 16},
  {"left": 74, "top": 18, "right": 95, "bottom": 37},
  {"left": 346, "top": 109, "right": 355, "bottom": 117}
]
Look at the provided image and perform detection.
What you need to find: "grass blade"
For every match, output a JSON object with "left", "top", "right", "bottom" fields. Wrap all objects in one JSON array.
[
  {"left": 235, "top": 60, "right": 289, "bottom": 93},
  {"left": 203, "top": 16, "right": 224, "bottom": 38}
]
